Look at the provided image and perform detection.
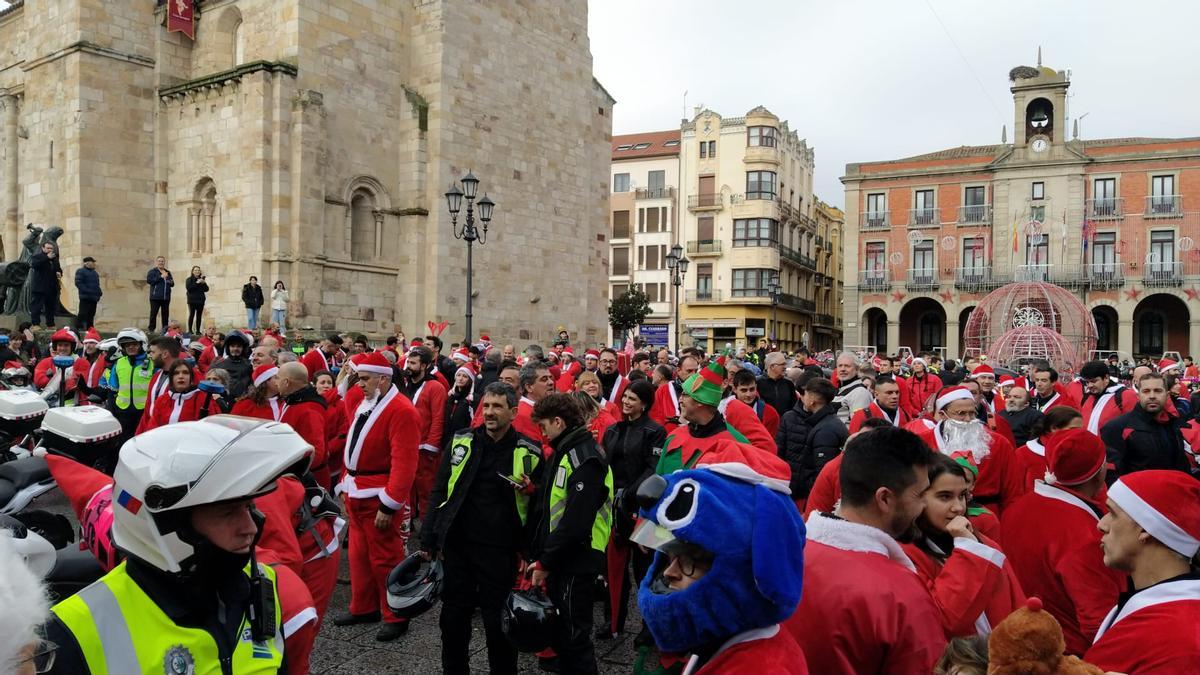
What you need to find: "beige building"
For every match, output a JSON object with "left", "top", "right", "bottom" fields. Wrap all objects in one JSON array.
[
  {"left": 0, "top": 0, "right": 613, "bottom": 344},
  {"left": 609, "top": 130, "right": 680, "bottom": 349},
  {"left": 677, "top": 106, "right": 829, "bottom": 353},
  {"left": 843, "top": 61, "right": 1200, "bottom": 360},
  {"left": 812, "top": 199, "right": 845, "bottom": 350}
]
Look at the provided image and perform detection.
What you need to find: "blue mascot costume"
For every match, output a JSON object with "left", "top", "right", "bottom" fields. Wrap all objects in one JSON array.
[{"left": 632, "top": 459, "right": 808, "bottom": 674}]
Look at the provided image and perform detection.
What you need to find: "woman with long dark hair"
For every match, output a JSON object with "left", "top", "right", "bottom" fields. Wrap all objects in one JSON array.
[
  {"left": 184, "top": 266, "right": 208, "bottom": 334},
  {"left": 143, "top": 360, "right": 219, "bottom": 429}
]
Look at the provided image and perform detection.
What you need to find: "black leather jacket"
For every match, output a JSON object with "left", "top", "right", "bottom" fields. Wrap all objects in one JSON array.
[{"left": 601, "top": 413, "right": 666, "bottom": 513}]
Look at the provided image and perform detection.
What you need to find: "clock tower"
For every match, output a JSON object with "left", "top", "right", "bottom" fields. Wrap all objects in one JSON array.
[{"left": 1009, "top": 59, "right": 1070, "bottom": 159}]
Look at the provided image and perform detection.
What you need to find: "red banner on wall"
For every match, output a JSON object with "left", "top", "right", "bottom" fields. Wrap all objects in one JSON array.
[{"left": 167, "top": 0, "right": 195, "bottom": 40}]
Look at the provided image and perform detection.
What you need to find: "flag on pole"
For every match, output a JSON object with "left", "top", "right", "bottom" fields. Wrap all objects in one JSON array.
[
  {"left": 1011, "top": 210, "right": 1020, "bottom": 253},
  {"left": 167, "top": 0, "right": 195, "bottom": 40}
]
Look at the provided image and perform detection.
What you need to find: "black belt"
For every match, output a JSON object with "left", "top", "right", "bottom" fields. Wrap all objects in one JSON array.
[{"left": 347, "top": 469, "right": 386, "bottom": 477}]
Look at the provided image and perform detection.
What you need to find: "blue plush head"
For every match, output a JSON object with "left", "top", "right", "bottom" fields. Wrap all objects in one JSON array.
[{"left": 635, "top": 467, "right": 806, "bottom": 653}]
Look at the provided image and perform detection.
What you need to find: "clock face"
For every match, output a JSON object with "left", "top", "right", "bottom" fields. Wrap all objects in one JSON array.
[{"left": 1031, "top": 138, "right": 1049, "bottom": 153}]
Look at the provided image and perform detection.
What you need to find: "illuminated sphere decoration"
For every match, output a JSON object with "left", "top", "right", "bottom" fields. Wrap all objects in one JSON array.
[{"left": 962, "top": 281, "right": 1097, "bottom": 373}]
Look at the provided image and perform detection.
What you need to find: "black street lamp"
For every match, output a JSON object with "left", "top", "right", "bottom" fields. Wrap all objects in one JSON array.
[
  {"left": 445, "top": 170, "right": 495, "bottom": 344},
  {"left": 666, "top": 243, "right": 689, "bottom": 352},
  {"left": 768, "top": 273, "right": 781, "bottom": 346}
]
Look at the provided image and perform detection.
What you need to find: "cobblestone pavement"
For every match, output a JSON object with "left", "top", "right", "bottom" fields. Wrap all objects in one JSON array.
[{"left": 33, "top": 489, "right": 643, "bottom": 674}]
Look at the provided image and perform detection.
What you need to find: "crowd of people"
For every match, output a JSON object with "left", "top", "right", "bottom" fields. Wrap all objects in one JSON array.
[{"left": 1, "top": 322, "right": 1199, "bottom": 674}]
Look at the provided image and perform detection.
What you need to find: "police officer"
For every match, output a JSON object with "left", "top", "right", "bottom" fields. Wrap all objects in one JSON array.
[
  {"left": 103, "top": 328, "right": 154, "bottom": 450},
  {"left": 419, "top": 382, "right": 541, "bottom": 675},
  {"left": 43, "top": 417, "right": 316, "bottom": 674},
  {"left": 526, "top": 392, "right": 614, "bottom": 675}
]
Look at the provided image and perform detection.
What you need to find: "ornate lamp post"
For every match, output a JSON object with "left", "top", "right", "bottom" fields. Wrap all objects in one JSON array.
[
  {"left": 666, "top": 243, "right": 689, "bottom": 352},
  {"left": 768, "top": 273, "right": 781, "bottom": 346},
  {"left": 445, "top": 170, "right": 495, "bottom": 344}
]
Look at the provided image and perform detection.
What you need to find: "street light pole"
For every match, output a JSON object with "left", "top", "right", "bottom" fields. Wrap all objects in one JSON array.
[
  {"left": 666, "top": 244, "right": 689, "bottom": 353},
  {"left": 769, "top": 273, "right": 781, "bottom": 348},
  {"left": 445, "top": 171, "right": 495, "bottom": 344}
]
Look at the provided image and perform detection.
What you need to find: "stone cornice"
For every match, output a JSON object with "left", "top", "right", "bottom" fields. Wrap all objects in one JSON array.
[
  {"left": 21, "top": 40, "right": 155, "bottom": 72},
  {"left": 158, "top": 60, "right": 298, "bottom": 102}
]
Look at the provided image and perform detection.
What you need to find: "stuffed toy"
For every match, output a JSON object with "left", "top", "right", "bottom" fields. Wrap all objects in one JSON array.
[
  {"left": 634, "top": 454, "right": 805, "bottom": 656},
  {"left": 987, "top": 597, "right": 1104, "bottom": 675}
]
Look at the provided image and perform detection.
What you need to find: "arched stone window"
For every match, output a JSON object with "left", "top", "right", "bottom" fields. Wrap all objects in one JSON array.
[
  {"left": 188, "top": 178, "right": 221, "bottom": 253},
  {"left": 350, "top": 190, "right": 381, "bottom": 261},
  {"left": 232, "top": 20, "right": 244, "bottom": 66}
]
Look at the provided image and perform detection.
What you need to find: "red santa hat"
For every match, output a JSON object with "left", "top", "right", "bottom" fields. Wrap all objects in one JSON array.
[
  {"left": 83, "top": 328, "right": 102, "bottom": 345},
  {"left": 1013, "top": 376, "right": 1029, "bottom": 391},
  {"left": 1158, "top": 358, "right": 1179, "bottom": 374},
  {"left": 1108, "top": 470, "right": 1200, "bottom": 558},
  {"left": 562, "top": 346, "right": 575, "bottom": 359},
  {"left": 479, "top": 334, "right": 491, "bottom": 342},
  {"left": 911, "top": 357, "right": 927, "bottom": 367},
  {"left": 252, "top": 364, "right": 279, "bottom": 388},
  {"left": 1043, "top": 428, "right": 1106, "bottom": 486},
  {"left": 998, "top": 374, "right": 1016, "bottom": 388},
  {"left": 356, "top": 351, "right": 393, "bottom": 376},
  {"left": 49, "top": 327, "right": 78, "bottom": 346},
  {"left": 410, "top": 337, "right": 424, "bottom": 347},
  {"left": 345, "top": 352, "right": 369, "bottom": 372},
  {"left": 585, "top": 349, "right": 601, "bottom": 361},
  {"left": 544, "top": 351, "right": 559, "bottom": 363},
  {"left": 968, "top": 363, "right": 995, "bottom": 379},
  {"left": 46, "top": 454, "right": 113, "bottom": 524},
  {"left": 935, "top": 385, "right": 975, "bottom": 411},
  {"left": 451, "top": 347, "right": 470, "bottom": 364},
  {"left": 692, "top": 438, "right": 794, "bottom": 495},
  {"left": 455, "top": 362, "right": 477, "bottom": 381}
]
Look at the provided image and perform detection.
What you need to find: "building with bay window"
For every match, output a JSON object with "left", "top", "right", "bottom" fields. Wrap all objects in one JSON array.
[{"left": 843, "top": 61, "right": 1200, "bottom": 361}]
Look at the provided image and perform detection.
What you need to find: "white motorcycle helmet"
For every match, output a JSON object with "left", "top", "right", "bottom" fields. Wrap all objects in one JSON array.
[
  {"left": 115, "top": 327, "right": 148, "bottom": 352},
  {"left": 111, "top": 416, "right": 312, "bottom": 574}
]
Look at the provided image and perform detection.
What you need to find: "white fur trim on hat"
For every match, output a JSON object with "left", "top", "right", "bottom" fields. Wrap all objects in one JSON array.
[
  {"left": 253, "top": 366, "right": 279, "bottom": 387},
  {"left": 356, "top": 364, "right": 393, "bottom": 376},
  {"left": 912, "top": 357, "right": 927, "bottom": 367},
  {"left": 1109, "top": 479, "right": 1200, "bottom": 558},
  {"left": 935, "top": 387, "right": 975, "bottom": 411}
]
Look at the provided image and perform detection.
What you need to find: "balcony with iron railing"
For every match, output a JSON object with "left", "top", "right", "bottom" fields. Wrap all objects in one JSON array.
[
  {"left": 635, "top": 186, "right": 675, "bottom": 200},
  {"left": 1014, "top": 264, "right": 1052, "bottom": 283},
  {"left": 860, "top": 211, "right": 890, "bottom": 231},
  {"left": 957, "top": 204, "right": 993, "bottom": 225},
  {"left": 815, "top": 313, "right": 835, "bottom": 327},
  {"left": 779, "top": 294, "right": 817, "bottom": 312},
  {"left": 815, "top": 234, "right": 825, "bottom": 248},
  {"left": 1086, "top": 260, "right": 1125, "bottom": 289},
  {"left": 686, "top": 239, "right": 722, "bottom": 256},
  {"left": 908, "top": 207, "right": 939, "bottom": 228},
  {"left": 905, "top": 268, "right": 939, "bottom": 291},
  {"left": 1144, "top": 260, "right": 1184, "bottom": 287},
  {"left": 858, "top": 270, "right": 891, "bottom": 291},
  {"left": 1145, "top": 195, "right": 1183, "bottom": 218},
  {"left": 686, "top": 289, "right": 723, "bottom": 302},
  {"left": 1087, "top": 198, "right": 1123, "bottom": 220},
  {"left": 954, "top": 266, "right": 1000, "bottom": 292},
  {"left": 814, "top": 273, "right": 825, "bottom": 286},
  {"left": 776, "top": 198, "right": 795, "bottom": 222},
  {"left": 688, "top": 193, "right": 724, "bottom": 211}
]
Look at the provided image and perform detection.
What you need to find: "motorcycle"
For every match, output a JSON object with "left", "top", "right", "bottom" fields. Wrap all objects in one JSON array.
[{"left": 0, "top": 511, "right": 105, "bottom": 601}]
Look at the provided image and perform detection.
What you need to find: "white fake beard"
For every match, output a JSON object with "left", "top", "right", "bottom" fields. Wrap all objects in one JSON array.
[{"left": 940, "top": 419, "right": 992, "bottom": 465}]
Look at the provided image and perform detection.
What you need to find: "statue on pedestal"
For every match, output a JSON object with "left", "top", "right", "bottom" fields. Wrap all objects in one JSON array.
[{"left": 0, "top": 224, "right": 68, "bottom": 317}]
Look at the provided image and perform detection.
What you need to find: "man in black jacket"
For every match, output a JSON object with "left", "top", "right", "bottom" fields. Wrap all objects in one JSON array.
[
  {"left": 29, "top": 241, "right": 62, "bottom": 328},
  {"left": 775, "top": 377, "right": 848, "bottom": 501},
  {"left": 421, "top": 383, "right": 541, "bottom": 675},
  {"left": 756, "top": 351, "right": 796, "bottom": 418},
  {"left": 526, "top": 393, "right": 613, "bottom": 675},
  {"left": 1100, "top": 372, "right": 1193, "bottom": 477},
  {"left": 241, "top": 275, "right": 264, "bottom": 331},
  {"left": 210, "top": 331, "right": 253, "bottom": 398}
]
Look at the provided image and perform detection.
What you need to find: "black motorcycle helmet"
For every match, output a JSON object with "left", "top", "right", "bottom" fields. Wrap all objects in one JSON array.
[
  {"left": 501, "top": 588, "right": 559, "bottom": 652},
  {"left": 385, "top": 552, "right": 442, "bottom": 619}
]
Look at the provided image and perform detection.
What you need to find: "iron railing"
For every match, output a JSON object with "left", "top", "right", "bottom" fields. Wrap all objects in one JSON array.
[
  {"left": 957, "top": 204, "right": 992, "bottom": 225},
  {"left": 861, "top": 212, "right": 889, "bottom": 230},
  {"left": 686, "top": 239, "right": 722, "bottom": 255}
]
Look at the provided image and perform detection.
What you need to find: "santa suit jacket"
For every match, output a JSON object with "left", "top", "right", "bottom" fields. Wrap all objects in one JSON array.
[
  {"left": 913, "top": 422, "right": 1025, "bottom": 515},
  {"left": 786, "top": 513, "right": 947, "bottom": 674},
  {"left": 143, "top": 389, "right": 222, "bottom": 430},
  {"left": 1079, "top": 383, "right": 1138, "bottom": 435},
  {"left": 1030, "top": 385, "right": 1080, "bottom": 413},
  {"left": 197, "top": 345, "right": 218, "bottom": 375},
  {"left": 136, "top": 367, "right": 189, "bottom": 434},
  {"left": 321, "top": 389, "right": 348, "bottom": 483},
  {"left": 1000, "top": 481, "right": 1125, "bottom": 655},
  {"left": 902, "top": 534, "right": 1025, "bottom": 637},
  {"left": 849, "top": 402, "right": 910, "bottom": 434},
  {"left": 33, "top": 355, "right": 89, "bottom": 401},
  {"left": 905, "top": 373, "right": 943, "bottom": 414},
  {"left": 718, "top": 396, "right": 777, "bottom": 454},
  {"left": 230, "top": 397, "right": 277, "bottom": 420},
  {"left": 401, "top": 376, "right": 447, "bottom": 455},
  {"left": 512, "top": 396, "right": 549, "bottom": 457},
  {"left": 1013, "top": 438, "right": 1049, "bottom": 492},
  {"left": 255, "top": 476, "right": 307, "bottom": 577},
  {"left": 338, "top": 385, "right": 420, "bottom": 513},
  {"left": 555, "top": 362, "right": 581, "bottom": 392},
  {"left": 649, "top": 380, "right": 684, "bottom": 434},
  {"left": 280, "top": 387, "right": 330, "bottom": 487},
  {"left": 691, "top": 624, "right": 808, "bottom": 674},
  {"left": 1085, "top": 575, "right": 1200, "bottom": 673},
  {"left": 300, "top": 349, "right": 336, "bottom": 380},
  {"left": 746, "top": 397, "right": 781, "bottom": 440}
]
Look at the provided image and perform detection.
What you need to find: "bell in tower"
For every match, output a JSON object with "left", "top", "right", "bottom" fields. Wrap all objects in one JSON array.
[{"left": 1026, "top": 98, "right": 1054, "bottom": 142}]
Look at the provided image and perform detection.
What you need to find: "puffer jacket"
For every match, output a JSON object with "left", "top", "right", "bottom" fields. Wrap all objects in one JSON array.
[{"left": 775, "top": 402, "right": 848, "bottom": 498}]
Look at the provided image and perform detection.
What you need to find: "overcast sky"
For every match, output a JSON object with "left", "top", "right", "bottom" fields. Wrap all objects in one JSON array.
[{"left": 589, "top": 0, "right": 1200, "bottom": 209}]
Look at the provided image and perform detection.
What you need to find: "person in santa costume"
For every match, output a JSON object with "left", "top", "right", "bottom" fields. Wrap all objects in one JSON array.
[
  {"left": 553, "top": 346, "right": 579, "bottom": 392},
  {"left": 849, "top": 375, "right": 909, "bottom": 434},
  {"left": 398, "top": 345, "right": 447, "bottom": 521},
  {"left": 902, "top": 453, "right": 1026, "bottom": 638},
  {"left": 275, "top": 361, "right": 331, "bottom": 488},
  {"left": 1013, "top": 406, "right": 1083, "bottom": 492},
  {"left": 596, "top": 348, "right": 628, "bottom": 409},
  {"left": 442, "top": 359, "right": 477, "bottom": 448},
  {"left": 656, "top": 359, "right": 766, "bottom": 477},
  {"left": 133, "top": 335, "right": 186, "bottom": 433},
  {"left": 967, "top": 363, "right": 1005, "bottom": 415},
  {"left": 142, "top": 360, "right": 222, "bottom": 429},
  {"left": 959, "top": 377, "right": 1017, "bottom": 448},
  {"left": 874, "top": 355, "right": 916, "bottom": 418},
  {"left": 332, "top": 351, "right": 421, "bottom": 641},
  {"left": 649, "top": 354, "right": 700, "bottom": 434},
  {"left": 1077, "top": 360, "right": 1138, "bottom": 435},
  {"left": 300, "top": 333, "right": 343, "bottom": 379},
  {"left": 75, "top": 328, "right": 105, "bottom": 404},
  {"left": 1085, "top": 470, "right": 1200, "bottom": 672},
  {"left": 1029, "top": 365, "right": 1079, "bottom": 413},
  {"left": 729, "top": 369, "right": 781, "bottom": 439},
  {"left": 632, "top": 454, "right": 808, "bottom": 674},
  {"left": 313, "top": 369, "right": 348, "bottom": 490},
  {"left": 905, "top": 357, "right": 943, "bottom": 415},
  {"left": 576, "top": 370, "right": 622, "bottom": 421},
  {"left": 33, "top": 328, "right": 89, "bottom": 406},
  {"left": 911, "top": 385, "right": 1025, "bottom": 515},
  {"left": 582, "top": 348, "right": 600, "bottom": 374},
  {"left": 1001, "top": 428, "right": 1124, "bottom": 655},
  {"left": 231, "top": 363, "right": 283, "bottom": 420},
  {"left": 787, "top": 425, "right": 947, "bottom": 673}
]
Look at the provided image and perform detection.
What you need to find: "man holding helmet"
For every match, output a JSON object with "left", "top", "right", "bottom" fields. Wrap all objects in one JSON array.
[{"left": 42, "top": 417, "right": 319, "bottom": 674}]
